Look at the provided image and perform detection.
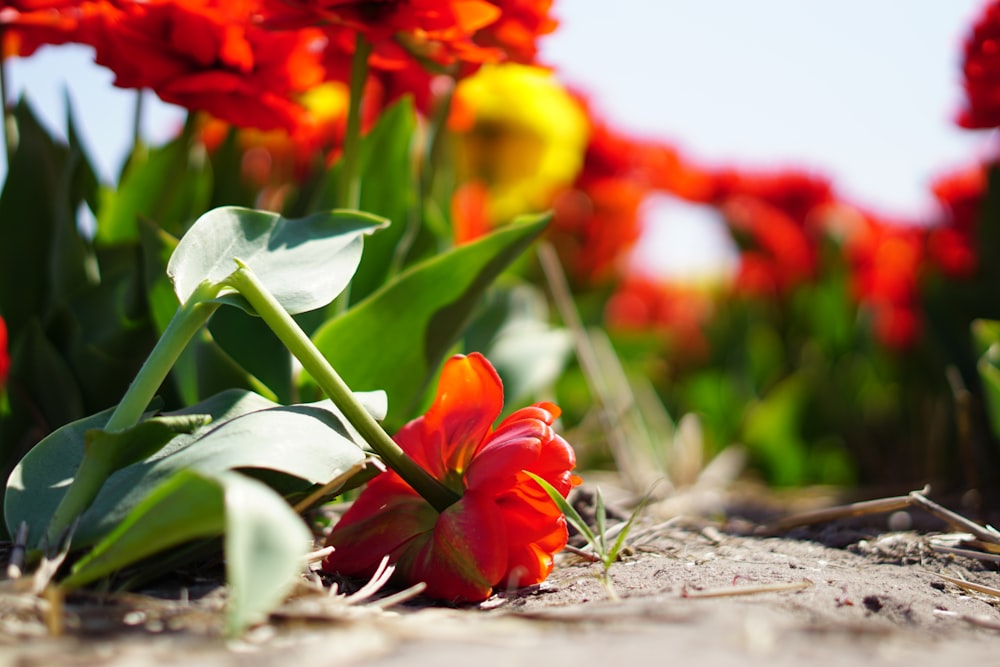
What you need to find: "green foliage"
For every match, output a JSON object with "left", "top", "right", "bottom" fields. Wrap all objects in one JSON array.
[
  {"left": 0, "top": 95, "right": 556, "bottom": 635},
  {"left": 5, "top": 388, "right": 377, "bottom": 548},
  {"left": 973, "top": 319, "right": 1000, "bottom": 443},
  {"left": 96, "top": 123, "right": 212, "bottom": 245},
  {"left": 310, "top": 215, "right": 549, "bottom": 427}
]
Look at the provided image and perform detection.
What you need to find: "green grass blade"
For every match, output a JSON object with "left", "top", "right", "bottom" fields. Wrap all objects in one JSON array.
[
  {"left": 524, "top": 471, "right": 597, "bottom": 548},
  {"left": 594, "top": 486, "right": 607, "bottom": 554}
]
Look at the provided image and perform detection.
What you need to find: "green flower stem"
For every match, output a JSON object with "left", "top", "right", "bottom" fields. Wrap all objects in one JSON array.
[
  {"left": 227, "top": 261, "right": 460, "bottom": 513},
  {"left": 105, "top": 292, "right": 221, "bottom": 432},
  {"left": 45, "top": 287, "right": 222, "bottom": 544},
  {"left": 340, "top": 32, "right": 373, "bottom": 211}
]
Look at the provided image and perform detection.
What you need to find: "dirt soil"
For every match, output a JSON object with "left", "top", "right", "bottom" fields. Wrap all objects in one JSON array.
[{"left": 3, "top": 488, "right": 1000, "bottom": 666}]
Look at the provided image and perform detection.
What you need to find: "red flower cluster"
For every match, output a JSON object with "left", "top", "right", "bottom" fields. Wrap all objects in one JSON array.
[
  {"left": 928, "top": 163, "right": 986, "bottom": 278},
  {"left": 323, "top": 353, "right": 578, "bottom": 602},
  {"left": 260, "top": 0, "right": 557, "bottom": 115},
  {"left": 600, "top": 141, "right": 989, "bottom": 351},
  {"left": 87, "top": 0, "right": 325, "bottom": 132},
  {"left": 548, "top": 119, "right": 647, "bottom": 285},
  {"left": 824, "top": 205, "right": 926, "bottom": 349},
  {"left": 957, "top": 0, "right": 1000, "bottom": 129},
  {"left": 473, "top": 0, "right": 557, "bottom": 64},
  {"left": 605, "top": 275, "right": 714, "bottom": 361},
  {"left": 5, "top": 1, "right": 557, "bottom": 131},
  {"left": 0, "top": 0, "right": 97, "bottom": 58},
  {"left": 710, "top": 170, "right": 832, "bottom": 296}
]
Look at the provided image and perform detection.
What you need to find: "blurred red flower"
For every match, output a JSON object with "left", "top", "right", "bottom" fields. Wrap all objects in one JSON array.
[
  {"left": 0, "top": 0, "right": 102, "bottom": 58},
  {"left": 472, "top": 0, "right": 557, "bottom": 64},
  {"left": 323, "top": 353, "right": 579, "bottom": 602},
  {"left": 548, "top": 113, "right": 649, "bottom": 285},
  {"left": 261, "top": 0, "right": 501, "bottom": 70},
  {"left": 605, "top": 275, "right": 714, "bottom": 361},
  {"left": 0, "top": 315, "right": 9, "bottom": 390},
  {"left": 957, "top": 0, "right": 1000, "bottom": 129},
  {"left": 86, "top": 0, "right": 324, "bottom": 131},
  {"left": 836, "top": 207, "right": 927, "bottom": 349},
  {"left": 928, "top": 163, "right": 986, "bottom": 278}
]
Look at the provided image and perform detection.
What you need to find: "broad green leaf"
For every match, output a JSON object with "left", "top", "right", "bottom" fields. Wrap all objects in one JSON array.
[
  {"left": 6, "top": 320, "right": 85, "bottom": 438},
  {"left": 223, "top": 471, "right": 311, "bottom": 635},
  {"left": 309, "top": 215, "right": 548, "bottom": 426},
  {"left": 60, "top": 469, "right": 225, "bottom": 588},
  {"left": 83, "top": 414, "right": 212, "bottom": 474},
  {"left": 61, "top": 469, "right": 311, "bottom": 637},
  {"left": 95, "top": 128, "right": 211, "bottom": 245},
  {"left": 467, "top": 285, "right": 572, "bottom": 407},
  {"left": 742, "top": 375, "right": 809, "bottom": 486},
  {"left": 167, "top": 206, "right": 386, "bottom": 315},
  {"left": 75, "top": 403, "right": 365, "bottom": 546},
  {"left": 973, "top": 319, "right": 1000, "bottom": 441},
  {"left": 0, "top": 101, "right": 70, "bottom": 335},
  {"left": 5, "top": 389, "right": 382, "bottom": 548},
  {"left": 972, "top": 319, "right": 1000, "bottom": 361},
  {"left": 58, "top": 245, "right": 162, "bottom": 413},
  {"left": 978, "top": 357, "right": 1000, "bottom": 442}
]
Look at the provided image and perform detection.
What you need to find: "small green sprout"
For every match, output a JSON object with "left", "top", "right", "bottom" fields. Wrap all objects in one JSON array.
[{"left": 526, "top": 472, "right": 646, "bottom": 599}]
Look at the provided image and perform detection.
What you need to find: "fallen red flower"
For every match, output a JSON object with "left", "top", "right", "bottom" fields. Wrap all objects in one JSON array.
[{"left": 323, "top": 352, "right": 579, "bottom": 602}]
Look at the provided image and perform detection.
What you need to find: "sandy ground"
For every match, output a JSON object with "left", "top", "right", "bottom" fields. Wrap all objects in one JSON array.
[{"left": 4, "top": 494, "right": 1000, "bottom": 666}]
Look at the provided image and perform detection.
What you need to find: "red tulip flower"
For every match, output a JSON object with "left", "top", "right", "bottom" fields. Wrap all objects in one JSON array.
[{"left": 323, "top": 352, "right": 579, "bottom": 602}]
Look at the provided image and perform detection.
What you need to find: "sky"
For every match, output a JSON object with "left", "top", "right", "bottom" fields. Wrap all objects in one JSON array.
[{"left": 3, "top": 1, "right": 994, "bottom": 276}]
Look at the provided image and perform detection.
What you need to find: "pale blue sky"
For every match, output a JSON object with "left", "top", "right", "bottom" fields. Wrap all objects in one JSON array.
[{"left": 4, "top": 1, "right": 994, "bottom": 275}]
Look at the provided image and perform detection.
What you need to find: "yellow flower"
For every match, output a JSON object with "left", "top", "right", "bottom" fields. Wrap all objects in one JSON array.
[{"left": 453, "top": 64, "right": 589, "bottom": 224}]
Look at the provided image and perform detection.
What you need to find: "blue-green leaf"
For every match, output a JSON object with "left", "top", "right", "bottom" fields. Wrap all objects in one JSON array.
[{"left": 167, "top": 206, "right": 386, "bottom": 314}]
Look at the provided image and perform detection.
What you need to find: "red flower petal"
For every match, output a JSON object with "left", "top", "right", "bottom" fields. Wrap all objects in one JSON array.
[
  {"left": 394, "top": 490, "right": 507, "bottom": 602},
  {"left": 421, "top": 353, "right": 503, "bottom": 478},
  {"left": 323, "top": 473, "right": 436, "bottom": 579}
]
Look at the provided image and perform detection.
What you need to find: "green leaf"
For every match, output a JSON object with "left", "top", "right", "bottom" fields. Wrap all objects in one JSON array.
[
  {"left": 208, "top": 306, "right": 292, "bottom": 403},
  {"left": 0, "top": 101, "right": 70, "bottom": 336},
  {"left": 978, "top": 357, "right": 1000, "bottom": 442},
  {"left": 310, "top": 215, "right": 548, "bottom": 426},
  {"left": 61, "top": 469, "right": 311, "bottom": 637},
  {"left": 467, "top": 285, "right": 572, "bottom": 407},
  {"left": 972, "top": 319, "right": 1000, "bottom": 361},
  {"left": 83, "top": 414, "right": 212, "bottom": 474},
  {"left": 594, "top": 486, "right": 607, "bottom": 554},
  {"left": 5, "top": 389, "right": 380, "bottom": 549},
  {"left": 95, "top": 129, "right": 211, "bottom": 245},
  {"left": 167, "top": 206, "right": 386, "bottom": 315},
  {"left": 222, "top": 471, "right": 311, "bottom": 635},
  {"left": 61, "top": 469, "right": 226, "bottom": 589},
  {"left": 315, "top": 98, "right": 420, "bottom": 303},
  {"left": 524, "top": 471, "right": 596, "bottom": 546},
  {"left": 6, "top": 319, "right": 85, "bottom": 435}
]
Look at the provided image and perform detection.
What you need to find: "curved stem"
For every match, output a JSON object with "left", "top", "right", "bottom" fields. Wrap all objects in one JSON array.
[
  {"left": 105, "top": 296, "right": 220, "bottom": 432},
  {"left": 227, "top": 261, "right": 460, "bottom": 513}
]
